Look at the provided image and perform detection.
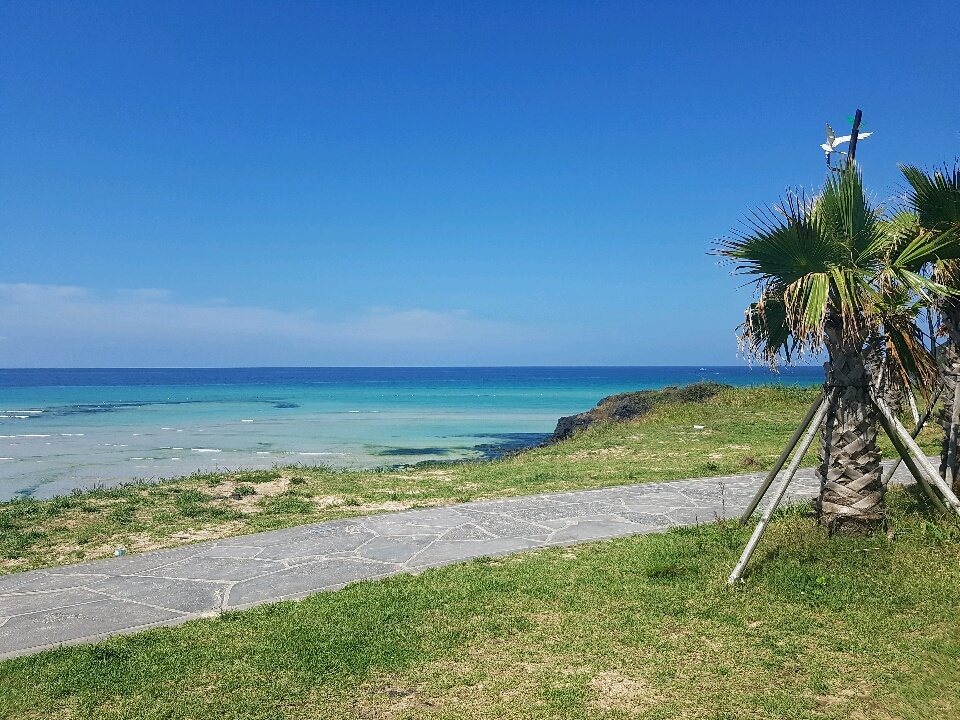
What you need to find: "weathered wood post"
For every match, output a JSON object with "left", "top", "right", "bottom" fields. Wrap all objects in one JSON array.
[
  {"left": 739, "top": 392, "right": 826, "bottom": 523},
  {"left": 728, "top": 392, "right": 834, "bottom": 584}
]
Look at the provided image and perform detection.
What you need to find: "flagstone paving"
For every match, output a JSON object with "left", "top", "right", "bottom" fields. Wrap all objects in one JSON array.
[{"left": 0, "top": 462, "right": 919, "bottom": 660}]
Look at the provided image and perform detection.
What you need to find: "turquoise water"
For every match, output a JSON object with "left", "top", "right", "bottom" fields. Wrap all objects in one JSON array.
[{"left": 0, "top": 367, "right": 821, "bottom": 499}]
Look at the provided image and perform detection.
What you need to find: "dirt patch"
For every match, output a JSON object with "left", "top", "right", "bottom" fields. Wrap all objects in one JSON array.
[
  {"left": 207, "top": 476, "right": 292, "bottom": 512},
  {"left": 348, "top": 499, "right": 447, "bottom": 514},
  {"left": 311, "top": 495, "right": 345, "bottom": 509},
  {"left": 164, "top": 526, "right": 244, "bottom": 543},
  {"left": 814, "top": 681, "right": 881, "bottom": 715},
  {"left": 568, "top": 446, "right": 634, "bottom": 461},
  {"left": 34, "top": 521, "right": 248, "bottom": 567},
  {"left": 390, "top": 470, "right": 454, "bottom": 482},
  {"left": 353, "top": 686, "right": 435, "bottom": 719},
  {"left": 589, "top": 669, "right": 661, "bottom": 714}
]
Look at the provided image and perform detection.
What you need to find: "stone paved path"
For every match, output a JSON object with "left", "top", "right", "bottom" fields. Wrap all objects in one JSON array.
[{"left": 0, "top": 462, "right": 918, "bottom": 660}]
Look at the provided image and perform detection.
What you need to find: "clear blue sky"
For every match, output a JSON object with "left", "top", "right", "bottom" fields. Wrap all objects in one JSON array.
[{"left": 2, "top": 1, "right": 958, "bottom": 367}]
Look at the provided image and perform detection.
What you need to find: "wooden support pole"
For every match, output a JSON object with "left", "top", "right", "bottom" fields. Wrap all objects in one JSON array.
[
  {"left": 872, "top": 392, "right": 960, "bottom": 514},
  {"left": 739, "top": 391, "right": 826, "bottom": 523},
  {"left": 875, "top": 402, "right": 948, "bottom": 513},
  {"left": 728, "top": 392, "right": 833, "bottom": 585},
  {"left": 907, "top": 389, "right": 920, "bottom": 427},
  {"left": 881, "top": 386, "right": 941, "bottom": 486}
]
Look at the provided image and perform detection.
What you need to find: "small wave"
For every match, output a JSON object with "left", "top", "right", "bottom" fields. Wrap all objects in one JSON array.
[
  {"left": 241, "top": 419, "right": 254, "bottom": 422},
  {"left": 0, "top": 457, "right": 12, "bottom": 460},
  {"left": 60, "top": 433, "right": 85, "bottom": 437},
  {"left": 296, "top": 451, "right": 342, "bottom": 456},
  {"left": 3, "top": 410, "right": 42, "bottom": 414},
  {"left": 255, "top": 451, "right": 271, "bottom": 455},
  {"left": 193, "top": 448, "right": 221, "bottom": 453}
]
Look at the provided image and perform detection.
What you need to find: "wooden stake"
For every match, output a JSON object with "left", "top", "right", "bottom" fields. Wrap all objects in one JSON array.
[
  {"left": 875, "top": 402, "right": 948, "bottom": 513},
  {"left": 728, "top": 392, "right": 833, "bottom": 584},
  {"left": 872, "top": 392, "right": 960, "bottom": 514},
  {"left": 907, "top": 389, "right": 920, "bottom": 427},
  {"left": 739, "top": 392, "right": 826, "bottom": 523},
  {"left": 881, "top": 385, "right": 942, "bottom": 486}
]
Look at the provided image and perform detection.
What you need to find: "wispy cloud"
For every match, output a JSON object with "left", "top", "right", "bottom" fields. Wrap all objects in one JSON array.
[{"left": 0, "top": 284, "right": 544, "bottom": 366}]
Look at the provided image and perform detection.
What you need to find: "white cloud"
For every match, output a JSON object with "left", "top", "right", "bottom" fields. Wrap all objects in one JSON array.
[{"left": 0, "top": 283, "right": 542, "bottom": 366}]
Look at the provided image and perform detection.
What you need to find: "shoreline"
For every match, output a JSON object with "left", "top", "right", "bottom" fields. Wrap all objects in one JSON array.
[
  {"left": 3, "top": 384, "right": 901, "bottom": 578},
  {"left": 0, "top": 367, "right": 824, "bottom": 500}
]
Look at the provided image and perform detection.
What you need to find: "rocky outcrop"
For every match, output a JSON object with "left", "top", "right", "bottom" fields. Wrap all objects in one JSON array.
[{"left": 546, "top": 382, "right": 729, "bottom": 443}]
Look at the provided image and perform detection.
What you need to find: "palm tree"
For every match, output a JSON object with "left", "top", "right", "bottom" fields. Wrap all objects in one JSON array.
[
  {"left": 717, "top": 167, "right": 955, "bottom": 534},
  {"left": 901, "top": 163, "right": 960, "bottom": 491}
]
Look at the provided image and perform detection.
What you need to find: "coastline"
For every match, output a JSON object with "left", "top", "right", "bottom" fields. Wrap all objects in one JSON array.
[
  {"left": 0, "top": 366, "right": 824, "bottom": 501},
  {"left": 5, "top": 383, "right": 906, "bottom": 578}
]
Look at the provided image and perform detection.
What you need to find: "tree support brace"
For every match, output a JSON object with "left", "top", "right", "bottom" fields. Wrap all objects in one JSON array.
[
  {"left": 871, "top": 392, "right": 960, "bottom": 514},
  {"left": 728, "top": 390, "right": 835, "bottom": 585},
  {"left": 880, "top": 384, "right": 942, "bottom": 486},
  {"left": 875, "top": 404, "right": 948, "bottom": 514},
  {"left": 739, "top": 391, "right": 827, "bottom": 524}
]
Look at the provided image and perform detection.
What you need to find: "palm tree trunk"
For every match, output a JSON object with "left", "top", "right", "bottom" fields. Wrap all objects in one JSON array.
[
  {"left": 817, "top": 335, "right": 885, "bottom": 534},
  {"left": 938, "top": 305, "right": 960, "bottom": 494}
]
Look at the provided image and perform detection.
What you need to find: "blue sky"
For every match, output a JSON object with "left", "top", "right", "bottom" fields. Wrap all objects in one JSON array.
[{"left": 1, "top": 1, "right": 958, "bottom": 367}]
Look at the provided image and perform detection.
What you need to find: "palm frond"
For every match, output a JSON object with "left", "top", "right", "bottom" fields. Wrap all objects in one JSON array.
[
  {"left": 738, "top": 294, "right": 796, "bottom": 366},
  {"left": 900, "top": 163, "right": 960, "bottom": 230}
]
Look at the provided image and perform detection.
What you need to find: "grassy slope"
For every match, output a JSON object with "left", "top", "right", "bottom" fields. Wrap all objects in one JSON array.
[
  {"left": 1, "top": 489, "right": 958, "bottom": 719},
  {"left": 0, "top": 385, "right": 942, "bottom": 575}
]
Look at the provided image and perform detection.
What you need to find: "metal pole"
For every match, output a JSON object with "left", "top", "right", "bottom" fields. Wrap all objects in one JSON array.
[
  {"left": 872, "top": 392, "right": 960, "bottom": 514},
  {"left": 739, "top": 391, "right": 826, "bottom": 523},
  {"left": 875, "top": 401, "right": 948, "bottom": 513},
  {"left": 728, "top": 393, "right": 833, "bottom": 584},
  {"left": 847, "top": 109, "right": 863, "bottom": 168}
]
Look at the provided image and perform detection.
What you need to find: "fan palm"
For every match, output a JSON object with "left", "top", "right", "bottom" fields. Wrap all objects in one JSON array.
[
  {"left": 901, "top": 163, "right": 960, "bottom": 490},
  {"left": 717, "top": 167, "right": 957, "bottom": 534}
]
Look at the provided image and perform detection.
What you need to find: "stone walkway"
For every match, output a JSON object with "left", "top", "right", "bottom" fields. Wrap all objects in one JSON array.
[{"left": 0, "top": 462, "right": 917, "bottom": 660}]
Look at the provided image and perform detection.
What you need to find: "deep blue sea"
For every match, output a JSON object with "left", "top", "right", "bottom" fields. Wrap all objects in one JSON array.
[{"left": 0, "top": 366, "right": 822, "bottom": 500}]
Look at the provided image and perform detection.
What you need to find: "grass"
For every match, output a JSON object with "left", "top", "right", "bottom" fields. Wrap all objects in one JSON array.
[
  {"left": 0, "top": 384, "right": 942, "bottom": 575},
  {"left": 1, "top": 487, "right": 958, "bottom": 719}
]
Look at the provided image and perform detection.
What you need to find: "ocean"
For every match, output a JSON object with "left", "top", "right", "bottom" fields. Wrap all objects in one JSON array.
[{"left": 0, "top": 366, "right": 822, "bottom": 500}]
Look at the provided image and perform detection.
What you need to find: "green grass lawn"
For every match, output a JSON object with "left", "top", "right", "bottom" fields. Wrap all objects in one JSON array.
[
  {"left": 1, "top": 487, "right": 958, "bottom": 719},
  {"left": 0, "top": 385, "right": 942, "bottom": 575}
]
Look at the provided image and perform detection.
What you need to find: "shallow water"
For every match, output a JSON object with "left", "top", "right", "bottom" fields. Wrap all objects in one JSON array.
[{"left": 0, "top": 366, "right": 821, "bottom": 499}]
